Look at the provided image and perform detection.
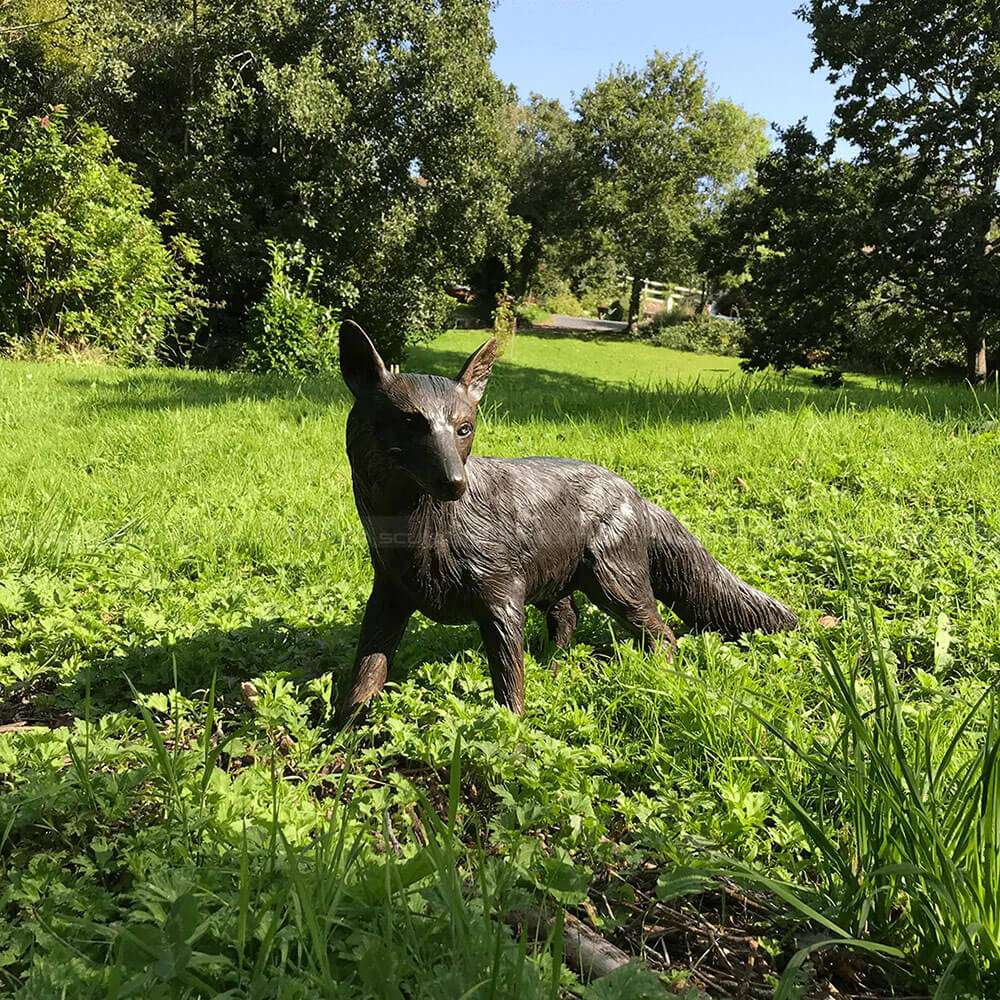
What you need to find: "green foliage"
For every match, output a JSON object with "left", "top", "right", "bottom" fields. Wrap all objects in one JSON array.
[
  {"left": 492, "top": 285, "right": 516, "bottom": 355},
  {"left": 504, "top": 95, "right": 624, "bottom": 315},
  {"left": 514, "top": 302, "right": 551, "bottom": 328},
  {"left": 535, "top": 231, "right": 624, "bottom": 316},
  {"left": 3, "top": 723, "right": 555, "bottom": 996},
  {"left": 848, "top": 300, "right": 966, "bottom": 381},
  {"left": 242, "top": 243, "right": 339, "bottom": 376},
  {"left": 531, "top": 267, "right": 573, "bottom": 305},
  {"left": 526, "top": 263, "right": 589, "bottom": 317},
  {"left": 800, "top": 0, "right": 1000, "bottom": 380},
  {"left": 706, "top": 123, "right": 976, "bottom": 380},
  {"left": 704, "top": 124, "right": 879, "bottom": 373},
  {"left": 750, "top": 597, "right": 1000, "bottom": 989},
  {"left": 647, "top": 313, "right": 740, "bottom": 357},
  {"left": 0, "top": 107, "right": 200, "bottom": 363},
  {"left": 508, "top": 95, "right": 593, "bottom": 297},
  {"left": 6, "top": 0, "right": 524, "bottom": 363},
  {"left": 576, "top": 275, "right": 621, "bottom": 316},
  {"left": 540, "top": 290, "right": 586, "bottom": 318}
]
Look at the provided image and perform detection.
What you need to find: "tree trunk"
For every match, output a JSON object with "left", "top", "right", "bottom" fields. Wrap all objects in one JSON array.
[
  {"left": 966, "top": 330, "right": 988, "bottom": 387},
  {"left": 516, "top": 228, "right": 543, "bottom": 299},
  {"left": 627, "top": 275, "right": 643, "bottom": 335}
]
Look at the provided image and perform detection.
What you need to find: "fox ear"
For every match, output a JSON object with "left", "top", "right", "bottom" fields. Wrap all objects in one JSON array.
[
  {"left": 340, "top": 320, "right": 389, "bottom": 398},
  {"left": 457, "top": 338, "right": 497, "bottom": 404}
]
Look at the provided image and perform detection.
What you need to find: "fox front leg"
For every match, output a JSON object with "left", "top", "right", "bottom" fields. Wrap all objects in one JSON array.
[
  {"left": 478, "top": 597, "right": 526, "bottom": 715},
  {"left": 340, "top": 579, "right": 413, "bottom": 724}
]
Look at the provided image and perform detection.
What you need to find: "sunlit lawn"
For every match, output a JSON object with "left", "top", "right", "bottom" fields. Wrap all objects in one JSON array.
[{"left": 1, "top": 331, "right": 998, "bottom": 996}]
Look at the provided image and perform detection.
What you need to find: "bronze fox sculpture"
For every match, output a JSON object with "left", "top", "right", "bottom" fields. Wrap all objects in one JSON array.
[{"left": 339, "top": 321, "right": 796, "bottom": 719}]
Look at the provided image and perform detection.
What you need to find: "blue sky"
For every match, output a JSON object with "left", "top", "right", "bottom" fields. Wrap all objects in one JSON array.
[{"left": 490, "top": 0, "right": 840, "bottom": 141}]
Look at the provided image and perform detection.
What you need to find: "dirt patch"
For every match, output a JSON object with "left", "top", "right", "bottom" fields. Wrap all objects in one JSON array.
[
  {"left": 585, "top": 871, "right": 925, "bottom": 1000},
  {"left": 0, "top": 673, "right": 76, "bottom": 729}
]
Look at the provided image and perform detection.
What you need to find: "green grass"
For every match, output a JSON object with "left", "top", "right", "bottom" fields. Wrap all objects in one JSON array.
[
  {"left": 415, "top": 327, "right": 745, "bottom": 384},
  {"left": 1, "top": 330, "right": 999, "bottom": 997}
]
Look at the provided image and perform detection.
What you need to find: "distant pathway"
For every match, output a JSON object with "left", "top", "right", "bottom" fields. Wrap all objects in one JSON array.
[{"left": 545, "top": 314, "right": 628, "bottom": 333}]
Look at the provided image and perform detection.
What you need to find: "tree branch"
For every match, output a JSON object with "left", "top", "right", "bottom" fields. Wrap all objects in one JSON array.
[{"left": 2, "top": 10, "right": 70, "bottom": 34}]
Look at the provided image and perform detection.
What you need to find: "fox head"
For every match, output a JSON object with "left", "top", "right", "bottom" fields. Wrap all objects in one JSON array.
[{"left": 339, "top": 321, "right": 497, "bottom": 502}]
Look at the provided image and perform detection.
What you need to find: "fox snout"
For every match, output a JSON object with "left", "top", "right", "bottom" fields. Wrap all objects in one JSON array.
[
  {"left": 429, "top": 471, "right": 468, "bottom": 502},
  {"left": 387, "top": 439, "right": 468, "bottom": 501},
  {"left": 410, "top": 439, "right": 468, "bottom": 501}
]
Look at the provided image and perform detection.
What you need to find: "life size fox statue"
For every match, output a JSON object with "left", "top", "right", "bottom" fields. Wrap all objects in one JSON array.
[{"left": 339, "top": 321, "right": 797, "bottom": 720}]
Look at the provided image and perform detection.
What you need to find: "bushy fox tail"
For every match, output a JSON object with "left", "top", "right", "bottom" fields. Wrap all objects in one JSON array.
[{"left": 646, "top": 503, "right": 798, "bottom": 638}]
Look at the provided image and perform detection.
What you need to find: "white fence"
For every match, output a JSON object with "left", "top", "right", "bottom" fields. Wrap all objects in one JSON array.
[{"left": 624, "top": 276, "right": 700, "bottom": 312}]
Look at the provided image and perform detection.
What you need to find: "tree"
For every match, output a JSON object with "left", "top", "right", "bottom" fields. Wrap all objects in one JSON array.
[
  {"left": 3, "top": 0, "right": 523, "bottom": 363},
  {"left": 706, "top": 124, "right": 968, "bottom": 380},
  {"left": 506, "top": 95, "right": 593, "bottom": 297},
  {"left": 576, "top": 53, "right": 767, "bottom": 333},
  {"left": 704, "top": 124, "right": 875, "bottom": 371},
  {"left": 0, "top": 107, "right": 200, "bottom": 362},
  {"left": 0, "top": 0, "right": 66, "bottom": 32},
  {"left": 801, "top": 0, "right": 1000, "bottom": 384}
]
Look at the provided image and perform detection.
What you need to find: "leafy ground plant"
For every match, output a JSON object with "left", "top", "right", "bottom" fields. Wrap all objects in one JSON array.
[{"left": 0, "top": 331, "right": 998, "bottom": 997}]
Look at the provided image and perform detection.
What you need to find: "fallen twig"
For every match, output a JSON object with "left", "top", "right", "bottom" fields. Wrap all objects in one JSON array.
[
  {"left": 508, "top": 906, "right": 665, "bottom": 987},
  {"left": 0, "top": 722, "right": 46, "bottom": 733}
]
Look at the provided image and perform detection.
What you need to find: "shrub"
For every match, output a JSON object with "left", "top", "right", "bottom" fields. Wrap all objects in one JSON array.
[
  {"left": 574, "top": 258, "right": 624, "bottom": 314},
  {"left": 0, "top": 108, "right": 201, "bottom": 363},
  {"left": 648, "top": 307, "right": 691, "bottom": 330},
  {"left": 540, "top": 290, "right": 586, "bottom": 317},
  {"left": 492, "top": 285, "right": 516, "bottom": 356},
  {"left": 846, "top": 298, "right": 966, "bottom": 381},
  {"left": 529, "top": 264, "right": 572, "bottom": 303},
  {"left": 513, "top": 302, "right": 550, "bottom": 328},
  {"left": 648, "top": 311, "right": 741, "bottom": 356},
  {"left": 530, "top": 231, "right": 624, "bottom": 314},
  {"left": 528, "top": 268, "right": 584, "bottom": 317},
  {"left": 578, "top": 288, "right": 611, "bottom": 316},
  {"left": 449, "top": 302, "right": 480, "bottom": 329},
  {"left": 242, "top": 243, "right": 339, "bottom": 375}
]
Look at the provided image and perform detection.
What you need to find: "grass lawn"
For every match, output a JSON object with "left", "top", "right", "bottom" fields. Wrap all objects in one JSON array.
[
  {"left": 410, "top": 328, "right": 745, "bottom": 385},
  {"left": 1, "top": 330, "right": 999, "bottom": 997}
]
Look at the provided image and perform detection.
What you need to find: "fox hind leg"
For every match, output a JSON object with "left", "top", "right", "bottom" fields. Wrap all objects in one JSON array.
[
  {"left": 539, "top": 594, "right": 578, "bottom": 679},
  {"left": 581, "top": 564, "right": 677, "bottom": 659},
  {"left": 545, "top": 595, "right": 578, "bottom": 649}
]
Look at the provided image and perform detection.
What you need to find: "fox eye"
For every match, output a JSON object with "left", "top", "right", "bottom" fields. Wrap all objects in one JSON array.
[
  {"left": 402, "top": 412, "right": 425, "bottom": 428},
  {"left": 456, "top": 422, "right": 474, "bottom": 438}
]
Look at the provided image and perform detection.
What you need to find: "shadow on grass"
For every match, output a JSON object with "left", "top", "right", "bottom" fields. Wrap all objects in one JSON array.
[
  {"left": 0, "top": 599, "right": 638, "bottom": 729},
  {"left": 64, "top": 370, "right": 354, "bottom": 414},
  {"left": 66, "top": 346, "right": 996, "bottom": 427},
  {"left": 422, "top": 348, "right": 995, "bottom": 426},
  {"left": 0, "top": 612, "right": 493, "bottom": 728}
]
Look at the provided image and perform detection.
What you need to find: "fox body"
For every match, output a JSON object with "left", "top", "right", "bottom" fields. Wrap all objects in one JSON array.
[{"left": 339, "top": 322, "right": 797, "bottom": 718}]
